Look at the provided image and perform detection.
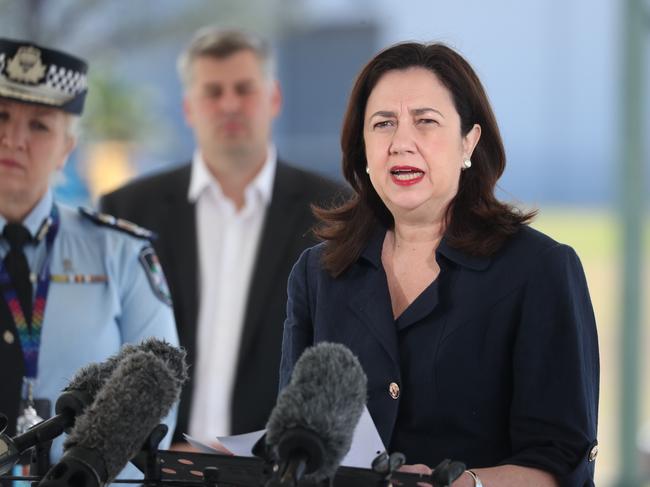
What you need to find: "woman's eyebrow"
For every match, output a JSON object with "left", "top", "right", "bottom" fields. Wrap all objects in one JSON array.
[{"left": 411, "top": 107, "right": 445, "bottom": 118}]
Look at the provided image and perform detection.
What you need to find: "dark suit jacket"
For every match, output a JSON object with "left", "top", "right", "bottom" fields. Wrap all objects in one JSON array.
[
  {"left": 99, "top": 160, "right": 346, "bottom": 441},
  {"left": 280, "top": 225, "right": 599, "bottom": 487}
]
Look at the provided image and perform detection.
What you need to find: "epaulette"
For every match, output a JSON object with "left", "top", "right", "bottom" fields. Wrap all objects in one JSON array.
[{"left": 78, "top": 207, "right": 156, "bottom": 240}]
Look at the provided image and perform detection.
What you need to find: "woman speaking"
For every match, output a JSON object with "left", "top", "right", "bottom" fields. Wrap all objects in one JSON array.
[{"left": 279, "top": 42, "right": 599, "bottom": 487}]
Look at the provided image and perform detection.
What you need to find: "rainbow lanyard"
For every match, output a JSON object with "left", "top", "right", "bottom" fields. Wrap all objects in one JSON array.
[{"left": 0, "top": 205, "right": 60, "bottom": 379}]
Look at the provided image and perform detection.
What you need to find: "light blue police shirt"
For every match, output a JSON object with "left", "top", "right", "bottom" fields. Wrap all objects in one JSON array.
[{"left": 0, "top": 189, "right": 179, "bottom": 479}]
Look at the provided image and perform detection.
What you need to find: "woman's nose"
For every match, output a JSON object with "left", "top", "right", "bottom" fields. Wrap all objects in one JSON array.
[
  {"left": 0, "top": 122, "right": 27, "bottom": 151},
  {"left": 388, "top": 123, "right": 416, "bottom": 155}
]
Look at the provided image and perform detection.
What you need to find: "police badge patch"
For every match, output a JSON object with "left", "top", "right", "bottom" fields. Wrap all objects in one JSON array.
[
  {"left": 6, "top": 46, "right": 46, "bottom": 83},
  {"left": 139, "top": 246, "right": 172, "bottom": 306}
]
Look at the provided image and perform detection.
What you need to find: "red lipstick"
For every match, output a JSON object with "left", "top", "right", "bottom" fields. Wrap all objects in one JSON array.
[
  {"left": 0, "top": 158, "right": 21, "bottom": 169},
  {"left": 389, "top": 165, "right": 425, "bottom": 186}
]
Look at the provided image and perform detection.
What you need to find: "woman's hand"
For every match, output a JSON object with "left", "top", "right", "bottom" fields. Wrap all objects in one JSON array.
[
  {"left": 399, "top": 464, "right": 474, "bottom": 487},
  {"left": 399, "top": 463, "right": 431, "bottom": 475},
  {"left": 399, "top": 464, "right": 558, "bottom": 486}
]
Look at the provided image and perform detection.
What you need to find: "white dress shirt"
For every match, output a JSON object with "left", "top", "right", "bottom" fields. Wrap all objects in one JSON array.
[{"left": 187, "top": 148, "right": 276, "bottom": 441}]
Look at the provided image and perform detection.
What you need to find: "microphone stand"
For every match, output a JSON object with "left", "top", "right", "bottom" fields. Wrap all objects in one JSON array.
[
  {"left": 3, "top": 427, "right": 466, "bottom": 487},
  {"left": 129, "top": 449, "right": 466, "bottom": 487},
  {"left": 30, "top": 439, "right": 53, "bottom": 477},
  {"left": 370, "top": 453, "right": 465, "bottom": 487},
  {"left": 140, "top": 424, "right": 168, "bottom": 487},
  {"left": 371, "top": 451, "right": 405, "bottom": 487}
]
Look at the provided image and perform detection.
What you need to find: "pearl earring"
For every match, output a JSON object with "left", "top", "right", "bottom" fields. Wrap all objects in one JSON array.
[
  {"left": 462, "top": 159, "right": 472, "bottom": 170},
  {"left": 365, "top": 166, "right": 370, "bottom": 174}
]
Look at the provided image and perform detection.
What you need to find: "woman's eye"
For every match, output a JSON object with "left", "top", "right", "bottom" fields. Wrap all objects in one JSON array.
[
  {"left": 373, "top": 120, "right": 393, "bottom": 129},
  {"left": 30, "top": 120, "right": 49, "bottom": 131},
  {"left": 417, "top": 118, "right": 438, "bottom": 125}
]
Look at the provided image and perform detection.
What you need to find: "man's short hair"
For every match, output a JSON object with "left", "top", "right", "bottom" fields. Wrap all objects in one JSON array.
[{"left": 177, "top": 27, "right": 276, "bottom": 89}]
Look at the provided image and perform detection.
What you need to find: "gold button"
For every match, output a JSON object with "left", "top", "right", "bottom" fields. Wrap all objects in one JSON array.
[
  {"left": 388, "top": 382, "right": 400, "bottom": 399},
  {"left": 3, "top": 330, "right": 15, "bottom": 344},
  {"left": 588, "top": 443, "right": 598, "bottom": 462}
]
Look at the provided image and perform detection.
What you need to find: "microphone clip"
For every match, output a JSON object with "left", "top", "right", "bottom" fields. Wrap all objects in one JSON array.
[
  {"left": 371, "top": 451, "right": 405, "bottom": 486},
  {"left": 429, "top": 458, "right": 466, "bottom": 487}
]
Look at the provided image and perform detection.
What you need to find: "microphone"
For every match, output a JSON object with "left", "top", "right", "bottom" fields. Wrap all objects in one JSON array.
[
  {"left": 265, "top": 342, "right": 367, "bottom": 485},
  {"left": 0, "top": 388, "right": 90, "bottom": 476},
  {"left": 0, "top": 338, "right": 183, "bottom": 476},
  {"left": 64, "top": 337, "right": 183, "bottom": 400},
  {"left": 135, "top": 337, "right": 188, "bottom": 384},
  {"left": 0, "top": 340, "right": 137, "bottom": 477},
  {"left": 39, "top": 347, "right": 187, "bottom": 487}
]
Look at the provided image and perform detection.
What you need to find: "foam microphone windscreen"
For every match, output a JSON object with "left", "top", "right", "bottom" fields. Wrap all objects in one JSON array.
[
  {"left": 41, "top": 348, "right": 186, "bottom": 486},
  {"left": 136, "top": 337, "right": 189, "bottom": 385},
  {"left": 1, "top": 339, "right": 161, "bottom": 472},
  {"left": 63, "top": 338, "right": 184, "bottom": 400},
  {"left": 265, "top": 342, "right": 367, "bottom": 482}
]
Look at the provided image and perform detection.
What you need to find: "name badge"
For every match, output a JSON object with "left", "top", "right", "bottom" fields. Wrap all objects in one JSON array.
[{"left": 49, "top": 274, "right": 108, "bottom": 284}]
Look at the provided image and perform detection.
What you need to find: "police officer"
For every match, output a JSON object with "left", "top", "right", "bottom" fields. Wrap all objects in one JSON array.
[{"left": 0, "top": 37, "right": 179, "bottom": 469}]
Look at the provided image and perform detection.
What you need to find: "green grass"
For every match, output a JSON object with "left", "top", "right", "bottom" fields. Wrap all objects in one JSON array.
[{"left": 532, "top": 207, "right": 618, "bottom": 261}]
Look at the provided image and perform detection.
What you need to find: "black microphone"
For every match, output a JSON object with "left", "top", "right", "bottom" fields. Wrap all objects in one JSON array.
[
  {"left": 0, "top": 337, "right": 183, "bottom": 476},
  {"left": 0, "top": 390, "right": 88, "bottom": 476},
  {"left": 39, "top": 347, "right": 187, "bottom": 487},
  {"left": 265, "top": 342, "right": 367, "bottom": 485},
  {"left": 0, "top": 337, "right": 144, "bottom": 477}
]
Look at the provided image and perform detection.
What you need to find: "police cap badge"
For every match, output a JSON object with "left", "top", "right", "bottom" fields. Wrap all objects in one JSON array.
[{"left": 0, "top": 38, "right": 88, "bottom": 115}]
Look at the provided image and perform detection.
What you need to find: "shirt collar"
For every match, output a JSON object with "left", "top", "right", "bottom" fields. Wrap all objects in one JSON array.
[
  {"left": 359, "top": 224, "right": 491, "bottom": 271},
  {"left": 0, "top": 189, "right": 54, "bottom": 239},
  {"left": 188, "top": 145, "right": 277, "bottom": 207},
  {"left": 359, "top": 225, "right": 385, "bottom": 269},
  {"left": 436, "top": 238, "right": 491, "bottom": 271}
]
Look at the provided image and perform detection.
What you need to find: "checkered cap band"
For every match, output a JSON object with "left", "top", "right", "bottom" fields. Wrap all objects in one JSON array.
[
  {"left": 46, "top": 64, "right": 87, "bottom": 97},
  {"left": 0, "top": 38, "right": 88, "bottom": 114}
]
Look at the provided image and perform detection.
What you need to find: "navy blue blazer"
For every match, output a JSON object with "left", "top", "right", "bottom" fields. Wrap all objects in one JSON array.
[{"left": 280, "top": 225, "right": 599, "bottom": 487}]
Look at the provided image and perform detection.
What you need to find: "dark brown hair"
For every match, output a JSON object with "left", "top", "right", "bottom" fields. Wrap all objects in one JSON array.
[{"left": 315, "top": 42, "right": 536, "bottom": 277}]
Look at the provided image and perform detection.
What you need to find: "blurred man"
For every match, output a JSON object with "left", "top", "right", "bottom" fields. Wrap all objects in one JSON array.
[{"left": 99, "top": 27, "right": 344, "bottom": 446}]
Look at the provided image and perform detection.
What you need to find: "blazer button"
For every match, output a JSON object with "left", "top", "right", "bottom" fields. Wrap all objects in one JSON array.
[
  {"left": 3, "top": 330, "right": 14, "bottom": 344},
  {"left": 388, "top": 382, "right": 400, "bottom": 399},
  {"left": 588, "top": 443, "right": 599, "bottom": 462}
]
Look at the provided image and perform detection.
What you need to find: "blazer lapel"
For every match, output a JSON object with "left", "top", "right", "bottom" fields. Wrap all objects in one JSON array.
[
  {"left": 347, "top": 265, "right": 400, "bottom": 367},
  {"left": 159, "top": 166, "right": 198, "bottom": 439},
  {"left": 238, "top": 162, "right": 303, "bottom": 360},
  {"left": 161, "top": 166, "right": 198, "bottom": 357}
]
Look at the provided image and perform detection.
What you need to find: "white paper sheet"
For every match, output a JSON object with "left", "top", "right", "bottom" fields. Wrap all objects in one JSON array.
[
  {"left": 183, "top": 406, "right": 386, "bottom": 468},
  {"left": 340, "top": 405, "right": 386, "bottom": 467}
]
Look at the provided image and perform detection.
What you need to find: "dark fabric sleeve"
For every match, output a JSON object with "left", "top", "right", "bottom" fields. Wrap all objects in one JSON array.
[
  {"left": 279, "top": 247, "right": 316, "bottom": 391},
  {"left": 504, "top": 243, "right": 599, "bottom": 486}
]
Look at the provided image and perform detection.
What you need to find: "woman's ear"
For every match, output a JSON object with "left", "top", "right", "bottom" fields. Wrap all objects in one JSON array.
[
  {"left": 57, "top": 133, "right": 77, "bottom": 170},
  {"left": 463, "top": 123, "right": 481, "bottom": 159}
]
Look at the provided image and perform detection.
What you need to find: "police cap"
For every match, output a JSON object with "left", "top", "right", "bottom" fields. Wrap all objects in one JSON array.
[{"left": 0, "top": 37, "right": 88, "bottom": 115}]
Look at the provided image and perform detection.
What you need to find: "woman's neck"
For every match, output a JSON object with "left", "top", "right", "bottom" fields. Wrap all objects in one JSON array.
[
  {"left": 0, "top": 195, "right": 36, "bottom": 223},
  {"left": 390, "top": 218, "right": 445, "bottom": 253}
]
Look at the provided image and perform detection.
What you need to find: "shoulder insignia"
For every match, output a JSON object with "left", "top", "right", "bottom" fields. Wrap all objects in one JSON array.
[
  {"left": 139, "top": 246, "right": 172, "bottom": 306},
  {"left": 78, "top": 207, "right": 156, "bottom": 240}
]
